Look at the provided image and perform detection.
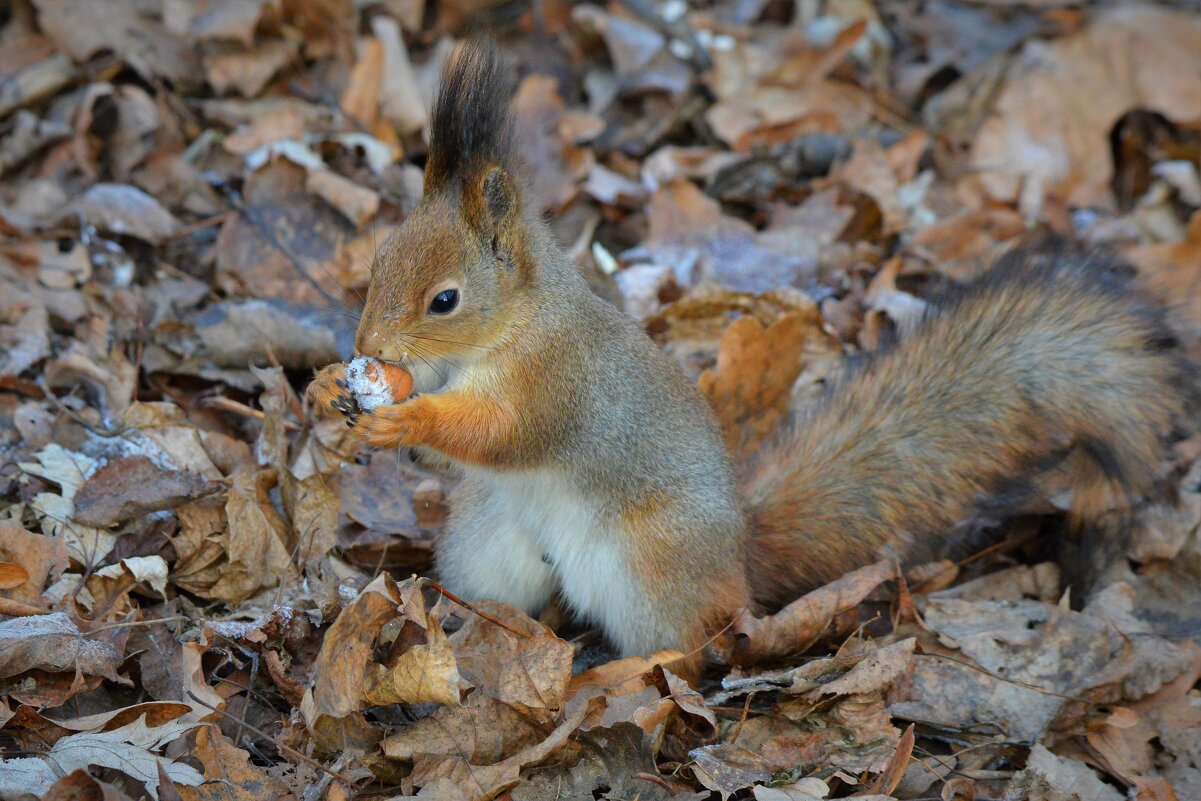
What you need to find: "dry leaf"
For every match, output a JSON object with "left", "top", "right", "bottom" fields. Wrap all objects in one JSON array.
[
  {"left": 0, "top": 562, "right": 28, "bottom": 590},
  {"left": 176, "top": 725, "right": 291, "bottom": 801},
  {"left": 208, "top": 468, "right": 296, "bottom": 603},
  {"left": 205, "top": 37, "right": 299, "bottom": 97},
  {"left": 730, "top": 560, "right": 894, "bottom": 663},
  {"left": 162, "top": 0, "right": 273, "bottom": 46},
  {"left": 305, "top": 169, "right": 380, "bottom": 227},
  {"left": 959, "top": 5, "right": 1201, "bottom": 209},
  {"left": 0, "top": 713, "right": 204, "bottom": 801},
  {"left": 65, "top": 183, "right": 181, "bottom": 244},
  {"left": 699, "top": 310, "right": 820, "bottom": 459},
  {"left": 72, "top": 456, "right": 213, "bottom": 528},
  {"left": 341, "top": 37, "right": 384, "bottom": 126},
  {"left": 372, "top": 15, "right": 426, "bottom": 135},
  {"left": 362, "top": 586, "right": 462, "bottom": 708},
  {"left": 214, "top": 158, "right": 355, "bottom": 308},
  {"left": 30, "top": 0, "right": 200, "bottom": 86},
  {"left": 407, "top": 695, "right": 607, "bottom": 801},
  {"left": 690, "top": 744, "right": 773, "bottom": 801},
  {"left": 0, "top": 612, "right": 125, "bottom": 682},
  {"left": 0, "top": 519, "right": 67, "bottom": 606}
]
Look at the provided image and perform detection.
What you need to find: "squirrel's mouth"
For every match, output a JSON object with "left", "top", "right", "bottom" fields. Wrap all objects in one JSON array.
[{"left": 401, "top": 354, "right": 456, "bottom": 395}]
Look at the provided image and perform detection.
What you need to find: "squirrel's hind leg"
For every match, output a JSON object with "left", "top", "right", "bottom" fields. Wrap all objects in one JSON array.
[{"left": 435, "top": 481, "right": 558, "bottom": 616}]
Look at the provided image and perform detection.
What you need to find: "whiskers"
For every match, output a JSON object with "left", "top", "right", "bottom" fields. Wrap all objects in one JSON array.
[
  {"left": 405, "top": 333, "right": 498, "bottom": 352},
  {"left": 398, "top": 335, "right": 467, "bottom": 387}
]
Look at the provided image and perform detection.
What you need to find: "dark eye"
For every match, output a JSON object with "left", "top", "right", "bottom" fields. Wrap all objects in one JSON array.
[{"left": 429, "top": 289, "right": 459, "bottom": 315}]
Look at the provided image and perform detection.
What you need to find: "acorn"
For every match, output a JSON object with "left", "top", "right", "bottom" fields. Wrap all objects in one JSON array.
[{"left": 345, "top": 356, "right": 414, "bottom": 411}]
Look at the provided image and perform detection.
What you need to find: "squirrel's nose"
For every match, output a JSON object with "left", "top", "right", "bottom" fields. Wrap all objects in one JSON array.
[{"left": 355, "top": 328, "right": 385, "bottom": 358}]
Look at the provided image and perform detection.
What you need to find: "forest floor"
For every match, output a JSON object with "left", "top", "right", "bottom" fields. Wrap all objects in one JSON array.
[{"left": 1, "top": 0, "right": 1201, "bottom": 799}]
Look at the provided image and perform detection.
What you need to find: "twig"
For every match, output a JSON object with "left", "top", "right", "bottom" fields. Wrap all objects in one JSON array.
[
  {"left": 925, "top": 652, "right": 1091, "bottom": 703},
  {"left": 636, "top": 772, "right": 675, "bottom": 791},
  {"left": 36, "top": 379, "right": 129, "bottom": 437},
  {"left": 186, "top": 692, "right": 357, "bottom": 788},
  {"left": 423, "top": 579, "right": 532, "bottom": 639},
  {"left": 957, "top": 528, "right": 1040, "bottom": 568},
  {"left": 85, "top": 616, "right": 190, "bottom": 635},
  {"left": 728, "top": 691, "right": 756, "bottom": 745},
  {"left": 202, "top": 396, "right": 299, "bottom": 431},
  {"left": 165, "top": 211, "right": 233, "bottom": 241}
]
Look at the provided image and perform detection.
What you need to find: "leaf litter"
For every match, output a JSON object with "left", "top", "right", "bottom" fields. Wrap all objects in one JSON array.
[{"left": 1, "top": 0, "right": 1201, "bottom": 799}]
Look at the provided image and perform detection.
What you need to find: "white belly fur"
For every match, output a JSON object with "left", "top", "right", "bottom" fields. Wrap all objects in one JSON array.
[{"left": 461, "top": 467, "right": 651, "bottom": 653}]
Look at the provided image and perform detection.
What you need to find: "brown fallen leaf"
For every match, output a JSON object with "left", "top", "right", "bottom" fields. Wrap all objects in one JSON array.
[
  {"left": 176, "top": 725, "right": 292, "bottom": 801},
  {"left": 30, "top": 0, "right": 200, "bottom": 87},
  {"left": 222, "top": 107, "right": 308, "bottom": 155},
  {"left": 4, "top": 700, "right": 195, "bottom": 750},
  {"left": 510, "top": 723, "right": 680, "bottom": 801},
  {"left": 72, "top": 83, "right": 163, "bottom": 182},
  {"left": 729, "top": 560, "right": 895, "bottom": 663},
  {"left": 206, "top": 468, "right": 297, "bottom": 603},
  {"left": 0, "top": 713, "right": 205, "bottom": 800},
  {"left": 64, "top": 183, "right": 181, "bottom": 244},
  {"left": 512, "top": 74, "right": 593, "bottom": 213},
  {"left": 362, "top": 583, "right": 463, "bottom": 708},
  {"left": 448, "top": 599, "right": 574, "bottom": 725},
  {"left": 372, "top": 15, "right": 426, "bottom": 136},
  {"left": 0, "top": 282, "right": 50, "bottom": 377},
  {"left": 306, "top": 573, "right": 462, "bottom": 721},
  {"left": 955, "top": 5, "right": 1201, "bottom": 209},
  {"left": 865, "top": 723, "right": 915, "bottom": 795},
  {"left": 162, "top": 0, "right": 273, "bottom": 46},
  {"left": 205, "top": 37, "right": 300, "bottom": 97},
  {"left": 383, "top": 689, "right": 550, "bottom": 766},
  {"left": 833, "top": 133, "right": 928, "bottom": 235},
  {"left": 42, "top": 769, "right": 137, "bottom": 801},
  {"left": 648, "top": 287, "right": 825, "bottom": 380},
  {"left": 1013, "top": 744, "right": 1123, "bottom": 801},
  {"left": 0, "top": 519, "right": 67, "bottom": 606},
  {"left": 0, "top": 561, "right": 28, "bottom": 590},
  {"left": 689, "top": 743, "right": 773, "bottom": 801},
  {"left": 566, "top": 649, "right": 685, "bottom": 699},
  {"left": 290, "top": 473, "right": 337, "bottom": 568},
  {"left": 644, "top": 180, "right": 812, "bottom": 293},
  {"left": 699, "top": 310, "right": 819, "bottom": 460},
  {"left": 703, "top": 23, "right": 874, "bottom": 148},
  {"left": 908, "top": 208, "right": 1026, "bottom": 282},
  {"left": 407, "top": 694, "right": 607, "bottom": 801},
  {"left": 72, "top": 456, "right": 213, "bottom": 528},
  {"left": 214, "top": 158, "right": 355, "bottom": 308},
  {"left": 340, "top": 36, "right": 384, "bottom": 126},
  {"left": 304, "top": 168, "right": 380, "bottom": 227},
  {"left": 0, "top": 612, "right": 125, "bottom": 683}
]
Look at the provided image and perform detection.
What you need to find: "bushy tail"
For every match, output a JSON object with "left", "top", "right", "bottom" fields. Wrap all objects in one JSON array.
[{"left": 742, "top": 243, "right": 1192, "bottom": 609}]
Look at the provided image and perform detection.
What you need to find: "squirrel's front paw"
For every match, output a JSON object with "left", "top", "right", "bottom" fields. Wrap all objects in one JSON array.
[
  {"left": 306, "top": 363, "right": 356, "bottom": 420},
  {"left": 350, "top": 402, "right": 420, "bottom": 449}
]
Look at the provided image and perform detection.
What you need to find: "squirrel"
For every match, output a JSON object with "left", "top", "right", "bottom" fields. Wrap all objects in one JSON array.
[{"left": 307, "top": 40, "right": 1191, "bottom": 679}]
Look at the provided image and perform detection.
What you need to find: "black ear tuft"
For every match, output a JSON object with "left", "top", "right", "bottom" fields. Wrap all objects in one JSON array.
[
  {"left": 425, "top": 38, "right": 518, "bottom": 195},
  {"left": 481, "top": 167, "right": 516, "bottom": 224}
]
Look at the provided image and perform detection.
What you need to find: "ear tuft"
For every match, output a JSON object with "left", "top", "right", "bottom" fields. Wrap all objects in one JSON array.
[
  {"left": 481, "top": 167, "right": 516, "bottom": 225},
  {"left": 426, "top": 39, "right": 516, "bottom": 195}
]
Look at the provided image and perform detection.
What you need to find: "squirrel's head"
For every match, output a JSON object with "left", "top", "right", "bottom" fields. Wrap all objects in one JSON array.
[{"left": 355, "top": 39, "right": 530, "bottom": 385}]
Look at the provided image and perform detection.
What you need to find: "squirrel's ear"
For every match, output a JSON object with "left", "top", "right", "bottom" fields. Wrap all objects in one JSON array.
[{"left": 480, "top": 166, "right": 517, "bottom": 227}]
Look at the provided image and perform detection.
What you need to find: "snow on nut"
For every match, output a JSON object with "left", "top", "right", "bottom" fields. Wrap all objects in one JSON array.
[{"left": 345, "top": 356, "right": 414, "bottom": 411}]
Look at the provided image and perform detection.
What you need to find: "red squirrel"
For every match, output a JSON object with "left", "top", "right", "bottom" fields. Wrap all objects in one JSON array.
[{"left": 307, "top": 41, "right": 1190, "bottom": 678}]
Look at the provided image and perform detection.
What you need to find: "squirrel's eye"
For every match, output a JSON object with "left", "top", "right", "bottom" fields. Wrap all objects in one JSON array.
[{"left": 429, "top": 289, "right": 459, "bottom": 315}]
